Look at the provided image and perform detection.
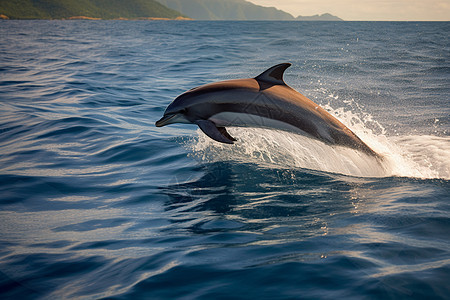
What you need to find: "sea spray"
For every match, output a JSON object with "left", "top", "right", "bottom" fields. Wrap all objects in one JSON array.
[
  {"left": 190, "top": 104, "right": 450, "bottom": 179},
  {"left": 325, "top": 100, "right": 450, "bottom": 179},
  {"left": 191, "top": 127, "right": 385, "bottom": 177}
]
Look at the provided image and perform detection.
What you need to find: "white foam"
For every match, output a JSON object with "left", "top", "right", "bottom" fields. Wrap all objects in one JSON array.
[{"left": 189, "top": 103, "right": 450, "bottom": 180}]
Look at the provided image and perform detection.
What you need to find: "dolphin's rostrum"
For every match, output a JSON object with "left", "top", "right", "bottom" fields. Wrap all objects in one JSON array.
[{"left": 156, "top": 63, "right": 381, "bottom": 159}]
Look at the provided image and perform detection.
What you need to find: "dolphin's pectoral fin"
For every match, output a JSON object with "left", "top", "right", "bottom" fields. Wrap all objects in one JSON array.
[
  {"left": 218, "top": 127, "right": 237, "bottom": 142},
  {"left": 195, "top": 120, "right": 235, "bottom": 144}
]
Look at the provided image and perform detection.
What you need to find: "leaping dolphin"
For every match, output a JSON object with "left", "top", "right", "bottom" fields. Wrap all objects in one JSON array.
[{"left": 156, "top": 63, "right": 381, "bottom": 159}]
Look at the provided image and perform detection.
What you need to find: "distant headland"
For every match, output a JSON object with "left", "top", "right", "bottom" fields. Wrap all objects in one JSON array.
[{"left": 0, "top": 0, "right": 343, "bottom": 21}]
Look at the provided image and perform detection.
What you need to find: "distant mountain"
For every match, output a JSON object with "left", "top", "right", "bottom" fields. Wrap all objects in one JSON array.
[
  {"left": 296, "top": 13, "right": 343, "bottom": 21},
  {"left": 0, "top": 0, "right": 185, "bottom": 19},
  {"left": 156, "top": 0, "right": 294, "bottom": 20}
]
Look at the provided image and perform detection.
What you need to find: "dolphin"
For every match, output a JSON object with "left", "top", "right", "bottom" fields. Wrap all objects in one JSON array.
[{"left": 156, "top": 63, "right": 381, "bottom": 159}]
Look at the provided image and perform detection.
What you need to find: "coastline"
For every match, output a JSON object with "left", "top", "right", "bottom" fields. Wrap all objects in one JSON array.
[
  {"left": 0, "top": 15, "right": 193, "bottom": 20},
  {"left": 65, "top": 16, "right": 193, "bottom": 20},
  {"left": 1, "top": 14, "right": 447, "bottom": 22}
]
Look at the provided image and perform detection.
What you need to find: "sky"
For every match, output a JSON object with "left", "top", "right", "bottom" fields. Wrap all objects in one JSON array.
[{"left": 247, "top": 0, "right": 450, "bottom": 21}]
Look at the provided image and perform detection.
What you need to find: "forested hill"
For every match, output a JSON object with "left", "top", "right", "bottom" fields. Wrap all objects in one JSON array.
[
  {"left": 0, "top": 0, "right": 185, "bottom": 20},
  {"left": 155, "top": 0, "right": 343, "bottom": 21}
]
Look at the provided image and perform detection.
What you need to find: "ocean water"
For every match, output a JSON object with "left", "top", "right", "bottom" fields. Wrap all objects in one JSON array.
[{"left": 0, "top": 20, "right": 449, "bottom": 299}]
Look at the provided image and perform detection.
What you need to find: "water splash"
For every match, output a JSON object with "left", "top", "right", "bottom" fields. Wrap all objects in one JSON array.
[{"left": 190, "top": 104, "right": 449, "bottom": 180}]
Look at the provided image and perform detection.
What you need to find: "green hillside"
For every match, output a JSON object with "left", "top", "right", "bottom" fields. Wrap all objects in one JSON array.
[{"left": 0, "top": 0, "right": 185, "bottom": 19}]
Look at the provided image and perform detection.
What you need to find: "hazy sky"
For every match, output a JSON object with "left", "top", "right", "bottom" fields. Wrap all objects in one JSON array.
[{"left": 247, "top": 0, "right": 450, "bottom": 21}]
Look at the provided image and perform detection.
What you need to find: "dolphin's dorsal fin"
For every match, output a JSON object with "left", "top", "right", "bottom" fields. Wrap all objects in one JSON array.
[{"left": 255, "top": 63, "right": 291, "bottom": 86}]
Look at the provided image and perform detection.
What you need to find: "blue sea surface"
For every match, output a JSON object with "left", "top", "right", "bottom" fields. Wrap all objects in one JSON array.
[{"left": 0, "top": 20, "right": 449, "bottom": 299}]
